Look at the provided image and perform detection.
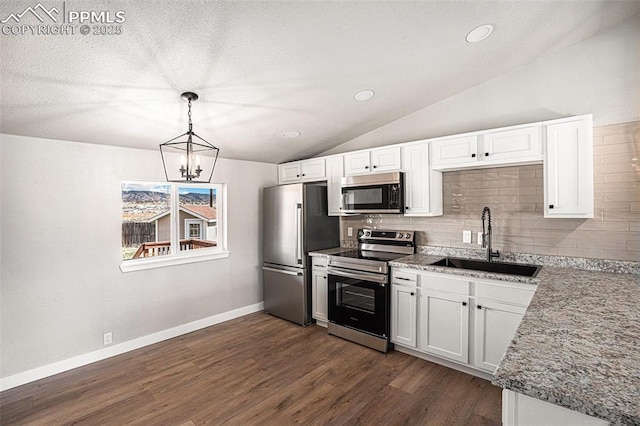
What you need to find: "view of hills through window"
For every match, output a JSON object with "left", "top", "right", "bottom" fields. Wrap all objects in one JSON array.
[{"left": 121, "top": 183, "right": 217, "bottom": 260}]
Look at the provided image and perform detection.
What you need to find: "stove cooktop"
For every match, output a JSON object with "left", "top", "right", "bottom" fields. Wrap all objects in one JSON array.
[{"left": 331, "top": 250, "right": 409, "bottom": 262}]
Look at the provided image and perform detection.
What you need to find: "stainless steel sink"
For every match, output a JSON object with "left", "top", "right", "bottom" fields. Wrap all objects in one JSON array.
[{"left": 430, "top": 257, "right": 542, "bottom": 277}]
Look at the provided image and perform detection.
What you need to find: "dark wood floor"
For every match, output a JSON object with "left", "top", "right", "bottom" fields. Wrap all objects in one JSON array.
[{"left": 1, "top": 312, "right": 502, "bottom": 425}]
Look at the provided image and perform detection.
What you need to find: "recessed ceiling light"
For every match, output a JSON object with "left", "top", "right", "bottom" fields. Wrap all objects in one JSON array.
[
  {"left": 283, "top": 131, "right": 301, "bottom": 139},
  {"left": 354, "top": 90, "right": 375, "bottom": 101},
  {"left": 466, "top": 24, "right": 494, "bottom": 43}
]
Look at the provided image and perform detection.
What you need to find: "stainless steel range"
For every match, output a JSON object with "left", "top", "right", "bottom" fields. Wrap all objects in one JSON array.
[{"left": 326, "top": 229, "right": 415, "bottom": 353}]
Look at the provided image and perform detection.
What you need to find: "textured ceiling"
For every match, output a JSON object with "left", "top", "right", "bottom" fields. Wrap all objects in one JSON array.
[{"left": 1, "top": 1, "right": 639, "bottom": 163}]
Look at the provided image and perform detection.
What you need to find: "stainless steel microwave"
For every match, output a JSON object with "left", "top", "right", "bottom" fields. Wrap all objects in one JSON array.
[{"left": 340, "top": 172, "right": 404, "bottom": 214}]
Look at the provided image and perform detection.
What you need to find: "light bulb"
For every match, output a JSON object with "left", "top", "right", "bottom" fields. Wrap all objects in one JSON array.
[
  {"left": 195, "top": 155, "right": 201, "bottom": 168},
  {"left": 180, "top": 154, "right": 186, "bottom": 168}
]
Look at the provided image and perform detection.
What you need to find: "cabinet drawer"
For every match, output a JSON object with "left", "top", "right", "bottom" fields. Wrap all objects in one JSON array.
[
  {"left": 420, "top": 274, "right": 470, "bottom": 295},
  {"left": 475, "top": 282, "right": 535, "bottom": 306},
  {"left": 311, "top": 256, "right": 328, "bottom": 268},
  {"left": 392, "top": 270, "right": 418, "bottom": 285}
]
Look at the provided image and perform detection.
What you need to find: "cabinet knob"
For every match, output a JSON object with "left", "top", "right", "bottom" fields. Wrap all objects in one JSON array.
[
  {"left": 549, "top": 204, "right": 554, "bottom": 209},
  {"left": 485, "top": 152, "right": 489, "bottom": 157},
  {"left": 302, "top": 173, "right": 306, "bottom": 176},
  {"left": 365, "top": 166, "right": 369, "bottom": 169},
  {"left": 471, "top": 153, "right": 476, "bottom": 158},
  {"left": 462, "top": 301, "right": 467, "bottom": 306},
  {"left": 477, "top": 305, "right": 482, "bottom": 310},
  {"left": 296, "top": 174, "right": 300, "bottom": 178},
  {"left": 406, "top": 206, "right": 410, "bottom": 210},
  {"left": 373, "top": 165, "right": 377, "bottom": 168},
  {"left": 410, "top": 292, "right": 415, "bottom": 296}
]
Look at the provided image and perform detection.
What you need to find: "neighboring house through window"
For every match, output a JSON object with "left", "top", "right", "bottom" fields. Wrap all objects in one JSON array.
[{"left": 120, "top": 181, "right": 228, "bottom": 272}]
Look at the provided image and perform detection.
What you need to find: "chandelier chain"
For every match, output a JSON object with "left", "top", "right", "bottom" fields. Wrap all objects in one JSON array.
[{"left": 188, "top": 99, "right": 193, "bottom": 132}]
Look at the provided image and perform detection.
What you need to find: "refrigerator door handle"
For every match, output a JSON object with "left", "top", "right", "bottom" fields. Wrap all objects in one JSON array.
[
  {"left": 262, "top": 266, "right": 303, "bottom": 276},
  {"left": 296, "top": 203, "right": 303, "bottom": 264}
]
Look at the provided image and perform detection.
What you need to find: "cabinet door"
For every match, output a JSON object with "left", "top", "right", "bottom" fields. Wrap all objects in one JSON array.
[
  {"left": 544, "top": 117, "right": 594, "bottom": 218},
  {"left": 418, "top": 290, "right": 469, "bottom": 363},
  {"left": 326, "top": 155, "right": 344, "bottom": 216},
  {"left": 431, "top": 136, "right": 478, "bottom": 169},
  {"left": 391, "top": 284, "right": 417, "bottom": 348},
  {"left": 278, "top": 162, "right": 301, "bottom": 184},
  {"left": 474, "top": 300, "right": 526, "bottom": 373},
  {"left": 371, "top": 147, "right": 401, "bottom": 172},
  {"left": 402, "top": 142, "right": 443, "bottom": 216},
  {"left": 344, "top": 151, "right": 371, "bottom": 175},
  {"left": 311, "top": 267, "right": 328, "bottom": 322},
  {"left": 301, "top": 158, "right": 326, "bottom": 181},
  {"left": 483, "top": 126, "right": 542, "bottom": 163}
]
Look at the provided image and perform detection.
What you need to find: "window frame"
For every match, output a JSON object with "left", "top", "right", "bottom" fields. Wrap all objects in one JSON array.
[{"left": 120, "top": 181, "right": 229, "bottom": 273}]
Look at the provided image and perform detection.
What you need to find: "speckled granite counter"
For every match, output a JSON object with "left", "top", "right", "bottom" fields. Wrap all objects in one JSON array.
[
  {"left": 389, "top": 253, "right": 640, "bottom": 425},
  {"left": 493, "top": 267, "right": 639, "bottom": 425}
]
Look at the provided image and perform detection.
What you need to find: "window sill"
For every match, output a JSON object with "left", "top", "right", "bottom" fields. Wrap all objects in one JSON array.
[{"left": 120, "top": 250, "right": 230, "bottom": 273}]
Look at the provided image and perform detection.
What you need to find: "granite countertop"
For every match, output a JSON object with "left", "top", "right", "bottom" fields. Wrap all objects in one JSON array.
[
  {"left": 389, "top": 253, "right": 540, "bottom": 285},
  {"left": 493, "top": 267, "right": 640, "bottom": 425},
  {"left": 389, "top": 253, "right": 639, "bottom": 425}
]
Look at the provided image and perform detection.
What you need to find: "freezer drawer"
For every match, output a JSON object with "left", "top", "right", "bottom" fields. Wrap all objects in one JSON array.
[{"left": 263, "top": 264, "right": 310, "bottom": 325}]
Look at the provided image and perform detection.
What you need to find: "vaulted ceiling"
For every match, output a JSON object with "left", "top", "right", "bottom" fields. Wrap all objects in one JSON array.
[{"left": 1, "top": 1, "right": 638, "bottom": 163}]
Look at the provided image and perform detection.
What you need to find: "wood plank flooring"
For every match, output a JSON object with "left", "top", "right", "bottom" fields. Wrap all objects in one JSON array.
[{"left": 0, "top": 312, "right": 502, "bottom": 425}]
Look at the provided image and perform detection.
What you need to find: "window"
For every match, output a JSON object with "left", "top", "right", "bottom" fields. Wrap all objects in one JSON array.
[{"left": 120, "top": 181, "right": 228, "bottom": 272}]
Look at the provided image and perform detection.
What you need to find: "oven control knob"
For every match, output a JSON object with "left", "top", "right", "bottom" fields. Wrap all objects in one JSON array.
[
  {"left": 397, "top": 233, "right": 404, "bottom": 239},
  {"left": 406, "top": 234, "right": 411, "bottom": 239},
  {"left": 358, "top": 230, "right": 364, "bottom": 237}
]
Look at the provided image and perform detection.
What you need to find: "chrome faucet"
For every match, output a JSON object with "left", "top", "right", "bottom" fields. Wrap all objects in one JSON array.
[{"left": 482, "top": 206, "right": 500, "bottom": 262}]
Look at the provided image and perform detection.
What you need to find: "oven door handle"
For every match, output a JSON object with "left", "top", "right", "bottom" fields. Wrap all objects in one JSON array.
[{"left": 327, "top": 267, "right": 387, "bottom": 284}]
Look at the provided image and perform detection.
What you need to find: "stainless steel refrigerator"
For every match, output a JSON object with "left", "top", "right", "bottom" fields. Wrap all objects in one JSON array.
[{"left": 263, "top": 183, "right": 339, "bottom": 325}]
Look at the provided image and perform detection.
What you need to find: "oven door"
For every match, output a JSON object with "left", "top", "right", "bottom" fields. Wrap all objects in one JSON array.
[{"left": 327, "top": 267, "right": 388, "bottom": 338}]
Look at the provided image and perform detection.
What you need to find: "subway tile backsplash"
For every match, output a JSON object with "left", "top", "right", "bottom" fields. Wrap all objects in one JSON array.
[{"left": 341, "top": 120, "right": 640, "bottom": 262}]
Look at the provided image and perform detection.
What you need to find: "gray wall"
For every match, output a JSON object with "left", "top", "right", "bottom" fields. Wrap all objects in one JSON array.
[{"left": 0, "top": 134, "right": 276, "bottom": 378}]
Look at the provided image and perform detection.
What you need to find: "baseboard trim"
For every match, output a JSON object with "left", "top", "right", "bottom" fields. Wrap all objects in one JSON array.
[{"left": 0, "top": 302, "right": 264, "bottom": 392}]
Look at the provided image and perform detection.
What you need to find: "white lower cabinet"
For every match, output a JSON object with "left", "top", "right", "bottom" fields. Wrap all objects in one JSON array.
[
  {"left": 418, "top": 289, "right": 469, "bottom": 363},
  {"left": 391, "top": 268, "right": 536, "bottom": 376},
  {"left": 391, "top": 284, "right": 418, "bottom": 348},
  {"left": 474, "top": 300, "right": 526, "bottom": 372},
  {"left": 311, "top": 257, "right": 329, "bottom": 326}
]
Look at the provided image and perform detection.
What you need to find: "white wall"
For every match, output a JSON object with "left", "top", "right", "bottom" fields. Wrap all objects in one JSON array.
[
  {"left": 322, "top": 14, "right": 640, "bottom": 156},
  {"left": 0, "top": 134, "right": 277, "bottom": 379}
]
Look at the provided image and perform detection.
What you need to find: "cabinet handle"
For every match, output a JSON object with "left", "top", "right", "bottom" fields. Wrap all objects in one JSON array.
[
  {"left": 462, "top": 301, "right": 467, "bottom": 306},
  {"left": 485, "top": 152, "right": 489, "bottom": 157},
  {"left": 549, "top": 204, "right": 554, "bottom": 209},
  {"left": 471, "top": 153, "right": 476, "bottom": 158},
  {"left": 477, "top": 305, "right": 482, "bottom": 309}
]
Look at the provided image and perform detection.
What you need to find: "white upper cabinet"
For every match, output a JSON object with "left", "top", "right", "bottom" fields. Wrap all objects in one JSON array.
[
  {"left": 326, "top": 155, "right": 344, "bottom": 216},
  {"left": 431, "top": 125, "right": 542, "bottom": 171},
  {"left": 371, "top": 146, "right": 402, "bottom": 172},
  {"left": 344, "top": 147, "right": 401, "bottom": 176},
  {"left": 431, "top": 135, "right": 479, "bottom": 168},
  {"left": 278, "top": 158, "right": 326, "bottom": 184},
  {"left": 402, "top": 141, "right": 443, "bottom": 216},
  {"left": 483, "top": 125, "right": 542, "bottom": 163},
  {"left": 278, "top": 162, "right": 302, "bottom": 184},
  {"left": 544, "top": 115, "right": 594, "bottom": 218}
]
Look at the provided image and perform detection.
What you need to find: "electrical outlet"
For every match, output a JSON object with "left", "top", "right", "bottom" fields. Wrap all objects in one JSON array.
[
  {"left": 477, "top": 232, "right": 483, "bottom": 245},
  {"left": 103, "top": 332, "right": 113, "bottom": 346},
  {"left": 347, "top": 227, "right": 353, "bottom": 237},
  {"left": 462, "top": 230, "right": 472, "bottom": 244}
]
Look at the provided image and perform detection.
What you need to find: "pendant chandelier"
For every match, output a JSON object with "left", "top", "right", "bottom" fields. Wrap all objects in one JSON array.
[{"left": 160, "top": 92, "right": 219, "bottom": 183}]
